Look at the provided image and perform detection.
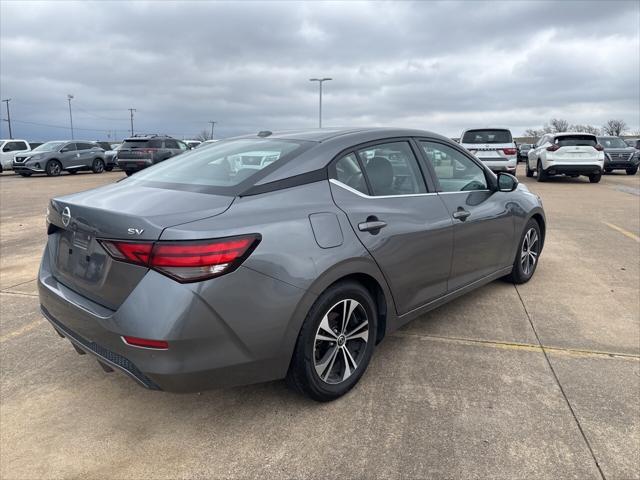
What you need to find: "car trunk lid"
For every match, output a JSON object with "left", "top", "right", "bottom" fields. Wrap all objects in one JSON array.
[{"left": 47, "top": 181, "right": 234, "bottom": 310}]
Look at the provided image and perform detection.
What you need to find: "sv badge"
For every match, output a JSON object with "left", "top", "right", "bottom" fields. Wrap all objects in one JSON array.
[{"left": 127, "top": 228, "right": 144, "bottom": 235}]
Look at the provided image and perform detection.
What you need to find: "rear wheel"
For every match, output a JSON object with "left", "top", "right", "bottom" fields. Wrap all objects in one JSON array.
[
  {"left": 525, "top": 161, "right": 534, "bottom": 177},
  {"left": 124, "top": 169, "right": 134, "bottom": 176},
  {"left": 287, "top": 281, "right": 377, "bottom": 402},
  {"left": 19, "top": 172, "right": 32, "bottom": 177},
  {"left": 536, "top": 160, "right": 547, "bottom": 182},
  {"left": 589, "top": 172, "right": 602, "bottom": 183},
  {"left": 45, "top": 160, "right": 62, "bottom": 177},
  {"left": 92, "top": 158, "right": 105, "bottom": 174},
  {"left": 505, "top": 219, "right": 541, "bottom": 284},
  {"left": 104, "top": 165, "right": 114, "bottom": 172},
  {"left": 604, "top": 168, "right": 612, "bottom": 173},
  {"left": 626, "top": 166, "right": 638, "bottom": 175},
  {"left": 68, "top": 170, "right": 78, "bottom": 175}
]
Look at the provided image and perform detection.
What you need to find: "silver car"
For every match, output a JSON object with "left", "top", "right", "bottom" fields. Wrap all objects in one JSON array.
[
  {"left": 39, "top": 128, "right": 545, "bottom": 401},
  {"left": 13, "top": 140, "right": 107, "bottom": 177}
]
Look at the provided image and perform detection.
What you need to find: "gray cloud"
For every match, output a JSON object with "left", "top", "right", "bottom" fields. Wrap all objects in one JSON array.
[{"left": 1, "top": 0, "right": 638, "bottom": 141}]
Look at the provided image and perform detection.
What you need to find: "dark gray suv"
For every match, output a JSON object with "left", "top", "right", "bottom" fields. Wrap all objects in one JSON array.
[
  {"left": 13, "top": 141, "right": 106, "bottom": 177},
  {"left": 117, "top": 135, "right": 188, "bottom": 176},
  {"left": 597, "top": 136, "right": 639, "bottom": 175},
  {"left": 39, "top": 128, "right": 545, "bottom": 401}
]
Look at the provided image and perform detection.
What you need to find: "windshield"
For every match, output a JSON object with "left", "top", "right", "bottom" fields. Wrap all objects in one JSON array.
[
  {"left": 462, "top": 129, "right": 513, "bottom": 144},
  {"left": 597, "top": 137, "right": 628, "bottom": 148},
  {"left": 128, "top": 138, "right": 309, "bottom": 191},
  {"left": 555, "top": 135, "right": 597, "bottom": 147},
  {"left": 32, "top": 141, "right": 66, "bottom": 152}
]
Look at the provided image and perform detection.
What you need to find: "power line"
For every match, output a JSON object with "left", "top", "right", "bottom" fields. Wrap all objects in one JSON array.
[{"left": 9, "top": 119, "right": 118, "bottom": 133}]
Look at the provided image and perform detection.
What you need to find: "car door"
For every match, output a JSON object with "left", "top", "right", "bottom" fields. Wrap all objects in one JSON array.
[
  {"left": 329, "top": 140, "right": 454, "bottom": 315},
  {"left": 528, "top": 135, "right": 549, "bottom": 168},
  {"left": 59, "top": 142, "right": 78, "bottom": 168},
  {"left": 418, "top": 139, "right": 515, "bottom": 291},
  {"left": 78, "top": 143, "right": 96, "bottom": 167}
]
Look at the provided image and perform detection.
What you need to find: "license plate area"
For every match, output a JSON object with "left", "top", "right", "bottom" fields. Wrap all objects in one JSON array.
[{"left": 55, "top": 229, "right": 108, "bottom": 285}]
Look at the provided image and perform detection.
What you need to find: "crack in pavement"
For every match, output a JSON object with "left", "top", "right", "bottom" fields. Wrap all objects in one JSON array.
[{"left": 514, "top": 284, "right": 607, "bottom": 480}]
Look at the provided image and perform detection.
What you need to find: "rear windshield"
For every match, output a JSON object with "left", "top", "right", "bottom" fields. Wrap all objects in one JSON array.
[
  {"left": 597, "top": 137, "right": 627, "bottom": 148},
  {"left": 554, "top": 135, "right": 597, "bottom": 147},
  {"left": 128, "top": 138, "right": 310, "bottom": 193},
  {"left": 122, "top": 139, "right": 163, "bottom": 149},
  {"left": 462, "top": 129, "right": 513, "bottom": 144}
]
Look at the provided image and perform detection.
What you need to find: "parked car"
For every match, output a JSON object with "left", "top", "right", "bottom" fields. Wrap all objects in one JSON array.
[
  {"left": 116, "top": 134, "right": 188, "bottom": 175},
  {"left": 183, "top": 140, "right": 202, "bottom": 149},
  {"left": 459, "top": 128, "right": 517, "bottom": 173},
  {"left": 104, "top": 144, "right": 122, "bottom": 171},
  {"left": 526, "top": 132, "right": 604, "bottom": 183},
  {"left": 13, "top": 140, "right": 107, "bottom": 177},
  {"left": 0, "top": 139, "right": 31, "bottom": 173},
  {"left": 39, "top": 127, "right": 545, "bottom": 401},
  {"left": 597, "top": 136, "right": 639, "bottom": 175},
  {"left": 518, "top": 143, "right": 533, "bottom": 162},
  {"left": 624, "top": 138, "right": 640, "bottom": 149}
]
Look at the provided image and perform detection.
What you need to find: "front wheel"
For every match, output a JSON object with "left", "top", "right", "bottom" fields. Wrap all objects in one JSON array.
[
  {"left": 589, "top": 172, "right": 602, "bottom": 183},
  {"left": 287, "top": 281, "right": 377, "bottom": 402},
  {"left": 505, "top": 219, "right": 541, "bottom": 284},
  {"left": 92, "top": 158, "right": 105, "bottom": 173},
  {"left": 45, "top": 160, "right": 62, "bottom": 177},
  {"left": 626, "top": 166, "right": 638, "bottom": 175}
]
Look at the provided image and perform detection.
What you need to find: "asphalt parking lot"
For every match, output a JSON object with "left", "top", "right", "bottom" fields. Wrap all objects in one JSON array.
[{"left": 1, "top": 167, "right": 638, "bottom": 479}]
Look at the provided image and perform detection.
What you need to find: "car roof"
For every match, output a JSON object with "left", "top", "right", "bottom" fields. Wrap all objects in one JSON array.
[
  {"left": 236, "top": 127, "right": 451, "bottom": 144},
  {"left": 552, "top": 132, "right": 597, "bottom": 137}
]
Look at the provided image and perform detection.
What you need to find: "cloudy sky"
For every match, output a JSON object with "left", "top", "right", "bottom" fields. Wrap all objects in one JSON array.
[{"left": 1, "top": 0, "right": 638, "bottom": 141}]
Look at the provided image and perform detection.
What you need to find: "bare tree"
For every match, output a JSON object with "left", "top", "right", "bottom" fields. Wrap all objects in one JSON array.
[
  {"left": 195, "top": 129, "right": 213, "bottom": 141},
  {"left": 549, "top": 118, "right": 570, "bottom": 133},
  {"left": 571, "top": 124, "right": 600, "bottom": 135},
  {"left": 523, "top": 128, "right": 545, "bottom": 138},
  {"left": 602, "top": 119, "right": 628, "bottom": 136}
]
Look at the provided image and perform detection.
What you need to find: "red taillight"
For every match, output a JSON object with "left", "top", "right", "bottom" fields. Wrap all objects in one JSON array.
[
  {"left": 595, "top": 144, "right": 604, "bottom": 151},
  {"left": 99, "top": 234, "right": 261, "bottom": 283},
  {"left": 502, "top": 148, "right": 517, "bottom": 155},
  {"left": 546, "top": 144, "right": 560, "bottom": 152},
  {"left": 122, "top": 336, "right": 168, "bottom": 350}
]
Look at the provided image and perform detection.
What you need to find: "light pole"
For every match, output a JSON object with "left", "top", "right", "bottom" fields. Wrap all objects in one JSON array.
[
  {"left": 309, "top": 77, "right": 332, "bottom": 128},
  {"left": 67, "top": 94, "right": 74, "bottom": 139},
  {"left": 1, "top": 98, "right": 12, "bottom": 139},
  {"left": 128, "top": 108, "right": 136, "bottom": 136},
  {"left": 208, "top": 120, "right": 217, "bottom": 139}
]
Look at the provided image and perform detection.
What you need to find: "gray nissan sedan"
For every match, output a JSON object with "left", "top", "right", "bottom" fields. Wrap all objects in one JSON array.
[{"left": 39, "top": 128, "right": 545, "bottom": 401}]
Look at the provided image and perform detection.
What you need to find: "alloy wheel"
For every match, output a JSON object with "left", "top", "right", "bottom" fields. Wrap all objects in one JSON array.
[
  {"left": 520, "top": 227, "right": 539, "bottom": 276},
  {"left": 313, "top": 299, "right": 369, "bottom": 385}
]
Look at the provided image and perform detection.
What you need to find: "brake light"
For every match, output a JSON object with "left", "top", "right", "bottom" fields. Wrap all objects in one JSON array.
[
  {"left": 546, "top": 144, "right": 560, "bottom": 152},
  {"left": 122, "top": 336, "right": 168, "bottom": 350},
  {"left": 99, "top": 234, "right": 261, "bottom": 283},
  {"left": 502, "top": 148, "right": 517, "bottom": 155},
  {"left": 595, "top": 144, "right": 604, "bottom": 151}
]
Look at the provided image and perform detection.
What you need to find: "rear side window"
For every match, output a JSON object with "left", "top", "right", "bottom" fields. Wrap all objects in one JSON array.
[
  {"left": 554, "top": 135, "right": 596, "bottom": 147},
  {"left": 462, "top": 129, "right": 513, "bottom": 144},
  {"left": 76, "top": 142, "right": 95, "bottom": 150},
  {"left": 333, "top": 153, "right": 368, "bottom": 194},
  {"left": 164, "top": 139, "right": 179, "bottom": 149},
  {"left": 128, "top": 138, "right": 308, "bottom": 189},
  {"left": 357, "top": 141, "right": 426, "bottom": 196}
]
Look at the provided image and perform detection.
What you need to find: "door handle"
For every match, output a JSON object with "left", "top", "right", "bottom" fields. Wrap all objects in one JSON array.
[
  {"left": 358, "top": 218, "right": 387, "bottom": 233},
  {"left": 452, "top": 208, "right": 471, "bottom": 221}
]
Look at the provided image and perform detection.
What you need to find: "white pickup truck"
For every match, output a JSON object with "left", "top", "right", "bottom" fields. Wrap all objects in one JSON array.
[{"left": 0, "top": 139, "right": 32, "bottom": 173}]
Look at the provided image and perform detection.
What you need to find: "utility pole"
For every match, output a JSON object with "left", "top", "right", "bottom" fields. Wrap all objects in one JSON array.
[
  {"left": 128, "top": 108, "right": 136, "bottom": 136},
  {"left": 1, "top": 98, "right": 12, "bottom": 139},
  {"left": 208, "top": 121, "right": 217, "bottom": 139},
  {"left": 67, "top": 94, "right": 74, "bottom": 139},
  {"left": 309, "top": 78, "right": 332, "bottom": 128}
]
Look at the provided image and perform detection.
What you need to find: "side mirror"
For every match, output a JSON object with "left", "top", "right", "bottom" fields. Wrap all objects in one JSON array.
[{"left": 497, "top": 172, "right": 518, "bottom": 192}]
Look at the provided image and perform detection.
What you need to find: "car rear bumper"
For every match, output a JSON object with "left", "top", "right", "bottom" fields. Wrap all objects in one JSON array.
[
  {"left": 543, "top": 163, "right": 603, "bottom": 175},
  {"left": 117, "top": 159, "right": 153, "bottom": 171},
  {"left": 480, "top": 158, "right": 517, "bottom": 172},
  {"left": 38, "top": 242, "right": 312, "bottom": 392}
]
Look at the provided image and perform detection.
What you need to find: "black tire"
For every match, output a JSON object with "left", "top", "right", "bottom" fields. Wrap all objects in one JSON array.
[
  {"left": 525, "top": 161, "right": 534, "bottom": 177},
  {"left": 105, "top": 165, "right": 114, "bottom": 172},
  {"left": 286, "top": 281, "right": 377, "bottom": 402},
  {"left": 92, "top": 158, "right": 105, "bottom": 174},
  {"left": 19, "top": 172, "right": 32, "bottom": 177},
  {"left": 604, "top": 168, "right": 612, "bottom": 173},
  {"left": 68, "top": 170, "right": 78, "bottom": 175},
  {"left": 45, "top": 160, "right": 62, "bottom": 177},
  {"left": 589, "top": 172, "right": 602, "bottom": 183},
  {"left": 626, "top": 166, "right": 638, "bottom": 175},
  {"left": 505, "top": 218, "right": 542, "bottom": 284},
  {"left": 124, "top": 169, "right": 134, "bottom": 176},
  {"left": 536, "top": 160, "right": 547, "bottom": 182}
]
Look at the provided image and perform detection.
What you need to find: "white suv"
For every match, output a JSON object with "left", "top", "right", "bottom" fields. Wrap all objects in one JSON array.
[
  {"left": 459, "top": 128, "right": 517, "bottom": 174},
  {"left": 0, "top": 139, "right": 31, "bottom": 173},
  {"left": 527, "top": 132, "right": 604, "bottom": 183}
]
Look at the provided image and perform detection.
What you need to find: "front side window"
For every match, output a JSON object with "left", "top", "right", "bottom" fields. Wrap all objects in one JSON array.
[
  {"left": 420, "top": 141, "right": 488, "bottom": 192},
  {"left": 333, "top": 153, "right": 367, "bottom": 194},
  {"left": 60, "top": 143, "right": 76, "bottom": 153},
  {"left": 128, "top": 138, "right": 308, "bottom": 190},
  {"left": 356, "top": 141, "right": 426, "bottom": 196}
]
